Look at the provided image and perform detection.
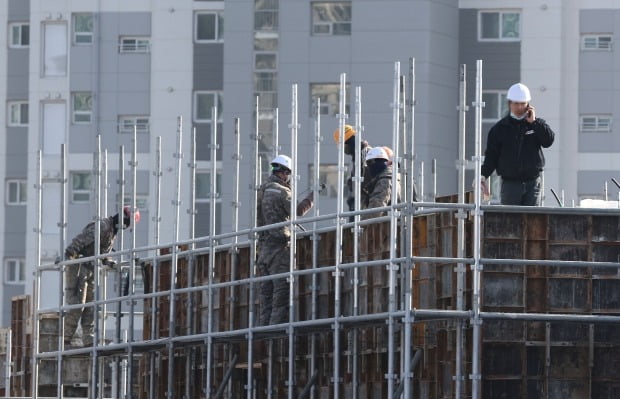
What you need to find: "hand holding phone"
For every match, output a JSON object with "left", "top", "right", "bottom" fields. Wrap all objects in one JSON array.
[{"left": 525, "top": 104, "right": 535, "bottom": 122}]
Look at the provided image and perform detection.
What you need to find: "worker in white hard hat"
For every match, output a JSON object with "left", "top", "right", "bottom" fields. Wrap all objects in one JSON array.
[
  {"left": 361, "top": 146, "right": 400, "bottom": 219},
  {"left": 256, "top": 154, "right": 314, "bottom": 325},
  {"left": 333, "top": 125, "right": 373, "bottom": 218},
  {"left": 480, "top": 83, "right": 555, "bottom": 205}
]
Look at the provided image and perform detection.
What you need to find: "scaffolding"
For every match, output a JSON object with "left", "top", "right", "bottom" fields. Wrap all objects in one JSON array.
[{"left": 20, "top": 60, "right": 620, "bottom": 399}]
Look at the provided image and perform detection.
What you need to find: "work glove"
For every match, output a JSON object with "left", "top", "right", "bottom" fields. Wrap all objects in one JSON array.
[
  {"left": 102, "top": 257, "right": 118, "bottom": 270},
  {"left": 472, "top": 176, "right": 490, "bottom": 202},
  {"left": 54, "top": 256, "right": 62, "bottom": 265}
]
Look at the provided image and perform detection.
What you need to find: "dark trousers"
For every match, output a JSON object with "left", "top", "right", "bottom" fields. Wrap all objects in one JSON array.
[
  {"left": 257, "top": 242, "right": 290, "bottom": 325},
  {"left": 500, "top": 176, "right": 541, "bottom": 206}
]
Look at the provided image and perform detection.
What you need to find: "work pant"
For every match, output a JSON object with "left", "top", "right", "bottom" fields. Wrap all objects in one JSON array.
[
  {"left": 501, "top": 176, "right": 541, "bottom": 206},
  {"left": 257, "top": 242, "right": 290, "bottom": 326},
  {"left": 64, "top": 263, "right": 95, "bottom": 346}
]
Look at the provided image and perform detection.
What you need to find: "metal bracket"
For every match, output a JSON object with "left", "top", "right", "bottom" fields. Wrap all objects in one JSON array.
[
  {"left": 452, "top": 375, "right": 466, "bottom": 381},
  {"left": 454, "top": 265, "right": 467, "bottom": 273},
  {"left": 456, "top": 105, "right": 470, "bottom": 112},
  {"left": 470, "top": 318, "right": 483, "bottom": 326},
  {"left": 331, "top": 271, "right": 344, "bottom": 277},
  {"left": 384, "top": 373, "right": 397, "bottom": 380},
  {"left": 471, "top": 100, "right": 486, "bottom": 108},
  {"left": 455, "top": 209, "right": 468, "bottom": 220},
  {"left": 469, "top": 374, "right": 482, "bottom": 381},
  {"left": 386, "top": 264, "right": 399, "bottom": 271}
]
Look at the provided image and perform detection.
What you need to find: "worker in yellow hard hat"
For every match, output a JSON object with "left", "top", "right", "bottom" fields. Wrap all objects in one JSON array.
[{"left": 333, "top": 125, "right": 373, "bottom": 217}]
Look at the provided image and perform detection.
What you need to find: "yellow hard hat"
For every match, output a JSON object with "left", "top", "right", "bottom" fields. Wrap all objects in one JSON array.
[{"left": 332, "top": 125, "right": 356, "bottom": 143}]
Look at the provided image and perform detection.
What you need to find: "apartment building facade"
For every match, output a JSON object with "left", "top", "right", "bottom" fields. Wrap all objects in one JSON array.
[{"left": 0, "top": 0, "right": 618, "bottom": 324}]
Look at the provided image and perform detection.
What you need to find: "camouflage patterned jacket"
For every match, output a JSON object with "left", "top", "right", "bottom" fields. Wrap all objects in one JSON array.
[
  {"left": 257, "top": 174, "right": 313, "bottom": 243},
  {"left": 64, "top": 216, "right": 118, "bottom": 260},
  {"left": 362, "top": 168, "right": 400, "bottom": 219}
]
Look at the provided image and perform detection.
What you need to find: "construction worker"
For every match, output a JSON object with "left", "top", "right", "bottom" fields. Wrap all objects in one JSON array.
[
  {"left": 481, "top": 83, "right": 555, "bottom": 205},
  {"left": 333, "top": 125, "right": 372, "bottom": 215},
  {"left": 362, "top": 147, "right": 400, "bottom": 219},
  {"left": 57, "top": 206, "right": 139, "bottom": 346},
  {"left": 257, "top": 155, "right": 314, "bottom": 325}
]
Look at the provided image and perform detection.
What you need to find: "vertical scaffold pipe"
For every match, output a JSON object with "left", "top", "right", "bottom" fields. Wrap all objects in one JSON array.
[
  {"left": 248, "top": 97, "right": 260, "bottom": 399},
  {"left": 228, "top": 118, "right": 241, "bottom": 398},
  {"left": 101, "top": 150, "right": 108, "bottom": 342},
  {"left": 168, "top": 116, "right": 184, "bottom": 399},
  {"left": 402, "top": 57, "right": 416, "bottom": 399},
  {"left": 472, "top": 59, "right": 484, "bottom": 399},
  {"left": 207, "top": 107, "right": 218, "bottom": 396},
  {"left": 116, "top": 146, "right": 125, "bottom": 399},
  {"left": 334, "top": 73, "right": 347, "bottom": 399},
  {"left": 274, "top": 107, "right": 280, "bottom": 157},
  {"left": 311, "top": 98, "right": 321, "bottom": 399},
  {"left": 32, "top": 150, "right": 43, "bottom": 399},
  {"left": 91, "top": 135, "right": 103, "bottom": 399},
  {"left": 419, "top": 161, "right": 424, "bottom": 204},
  {"left": 431, "top": 159, "right": 437, "bottom": 202},
  {"left": 352, "top": 86, "right": 362, "bottom": 399},
  {"left": 128, "top": 126, "right": 139, "bottom": 395},
  {"left": 149, "top": 137, "right": 162, "bottom": 399},
  {"left": 387, "top": 61, "right": 401, "bottom": 399},
  {"left": 288, "top": 84, "right": 299, "bottom": 399},
  {"left": 57, "top": 144, "right": 67, "bottom": 398},
  {"left": 455, "top": 63, "right": 468, "bottom": 399},
  {"left": 186, "top": 126, "right": 197, "bottom": 399}
]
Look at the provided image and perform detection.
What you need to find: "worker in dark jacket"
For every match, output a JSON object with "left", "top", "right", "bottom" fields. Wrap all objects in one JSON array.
[
  {"left": 362, "top": 147, "right": 400, "bottom": 219},
  {"left": 58, "top": 207, "right": 139, "bottom": 346},
  {"left": 481, "top": 83, "right": 555, "bottom": 205},
  {"left": 257, "top": 155, "right": 314, "bottom": 325},
  {"left": 333, "top": 125, "right": 372, "bottom": 215}
]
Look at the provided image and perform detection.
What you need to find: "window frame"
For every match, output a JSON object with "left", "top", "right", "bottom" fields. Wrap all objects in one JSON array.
[
  {"left": 481, "top": 91, "right": 508, "bottom": 123},
  {"left": 72, "top": 13, "right": 93, "bottom": 45},
  {"left": 311, "top": 1, "right": 352, "bottom": 36},
  {"left": 71, "top": 92, "right": 93, "bottom": 124},
  {"left": 5, "top": 258, "right": 25, "bottom": 285},
  {"left": 310, "top": 82, "right": 350, "bottom": 116},
  {"left": 118, "top": 115, "right": 150, "bottom": 133},
  {"left": 119, "top": 36, "right": 151, "bottom": 53},
  {"left": 193, "top": 91, "right": 223, "bottom": 123},
  {"left": 581, "top": 34, "right": 613, "bottom": 51},
  {"left": 6, "top": 179, "right": 27, "bottom": 205},
  {"left": 477, "top": 10, "right": 521, "bottom": 42},
  {"left": 9, "top": 22, "right": 29, "bottom": 48},
  {"left": 7, "top": 101, "right": 28, "bottom": 127},
  {"left": 196, "top": 168, "right": 222, "bottom": 203},
  {"left": 580, "top": 115, "right": 612, "bottom": 133},
  {"left": 194, "top": 11, "right": 224, "bottom": 43},
  {"left": 70, "top": 171, "right": 92, "bottom": 203}
]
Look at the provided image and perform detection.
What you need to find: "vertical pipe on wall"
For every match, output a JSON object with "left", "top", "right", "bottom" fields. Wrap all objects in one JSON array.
[
  {"left": 310, "top": 98, "right": 321, "bottom": 399},
  {"left": 288, "top": 84, "right": 299, "bottom": 399}
]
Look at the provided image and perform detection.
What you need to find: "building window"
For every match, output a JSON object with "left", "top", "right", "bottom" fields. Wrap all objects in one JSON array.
[
  {"left": 580, "top": 115, "right": 612, "bottom": 132},
  {"left": 309, "top": 164, "right": 349, "bottom": 198},
  {"left": 311, "top": 2, "right": 351, "bottom": 36},
  {"left": 255, "top": 0, "right": 278, "bottom": 32},
  {"left": 482, "top": 91, "right": 508, "bottom": 122},
  {"left": 72, "top": 92, "right": 92, "bottom": 124},
  {"left": 119, "top": 37, "right": 151, "bottom": 53},
  {"left": 5, "top": 259, "right": 25, "bottom": 284},
  {"left": 194, "top": 91, "right": 223, "bottom": 123},
  {"left": 255, "top": 53, "right": 277, "bottom": 70},
  {"left": 195, "top": 12, "right": 224, "bottom": 42},
  {"left": 43, "top": 23, "right": 68, "bottom": 77},
  {"left": 478, "top": 11, "right": 520, "bottom": 41},
  {"left": 9, "top": 23, "right": 29, "bottom": 48},
  {"left": 7, "top": 102, "right": 28, "bottom": 126},
  {"left": 118, "top": 116, "right": 150, "bottom": 133},
  {"left": 120, "top": 195, "right": 149, "bottom": 211},
  {"left": 6, "top": 180, "right": 27, "bottom": 205},
  {"left": 71, "top": 172, "right": 91, "bottom": 202},
  {"left": 73, "top": 13, "right": 93, "bottom": 44},
  {"left": 581, "top": 34, "right": 612, "bottom": 50},
  {"left": 310, "top": 83, "right": 350, "bottom": 116},
  {"left": 196, "top": 171, "right": 222, "bottom": 202}
]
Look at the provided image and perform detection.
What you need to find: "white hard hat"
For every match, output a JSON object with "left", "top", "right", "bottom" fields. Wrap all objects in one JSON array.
[
  {"left": 366, "top": 147, "right": 390, "bottom": 162},
  {"left": 506, "top": 83, "right": 531, "bottom": 102},
  {"left": 271, "top": 154, "right": 292, "bottom": 171}
]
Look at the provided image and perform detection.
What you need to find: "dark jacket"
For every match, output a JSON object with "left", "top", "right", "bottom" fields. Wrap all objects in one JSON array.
[
  {"left": 65, "top": 216, "right": 118, "bottom": 260},
  {"left": 362, "top": 168, "right": 400, "bottom": 220},
  {"left": 481, "top": 115, "right": 555, "bottom": 181}
]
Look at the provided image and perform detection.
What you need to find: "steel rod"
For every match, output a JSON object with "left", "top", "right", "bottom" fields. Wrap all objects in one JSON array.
[
  {"left": 116, "top": 145, "right": 125, "bottom": 398},
  {"left": 57, "top": 144, "right": 67, "bottom": 398},
  {"left": 90, "top": 135, "right": 102, "bottom": 399},
  {"left": 32, "top": 150, "right": 43, "bottom": 399},
  {"left": 352, "top": 85, "right": 362, "bottom": 399},
  {"left": 310, "top": 96, "right": 321, "bottom": 399}
]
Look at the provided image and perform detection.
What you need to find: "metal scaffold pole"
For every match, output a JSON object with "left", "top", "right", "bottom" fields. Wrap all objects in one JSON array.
[
  {"left": 167, "top": 116, "right": 184, "bottom": 399},
  {"left": 455, "top": 63, "right": 468, "bottom": 399},
  {"left": 310, "top": 97, "right": 321, "bottom": 399},
  {"left": 206, "top": 106, "right": 219, "bottom": 397},
  {"left": 402, "top": 56, "right": 416, "bottom": 399},
  {"left": 149, "top": 136, "right": 162, "bottom": 399},
  {"left": 228, "top": 117, "right": 241, "bottom": 398},
  {"left": 128, "top": 125, "right": 138, "bottom": 395},
  {"left": 352, "top": 85, "right": 362, "bottom": 399},
  {"left": 57, "top": 144, "right": 67, "bottom": 398},
  {"left": 186, "top": 126, "right": 197, "bottom": 399},
  {"left": 116, "top": 145, "right": 126, "bottom": 399},
  {"left": 419, "top": 161, "right": 424, "bottom": 204},
  {"left": 247, "top": 96, "right": 260, "bottom": 399},
  {"left": 387, "top": 61, "right": 401, "bottom": 399},
  {"left": 32, "top": 150, "right": 43, "bottom": 399},
  {"left": 288, "top": 84, "right": 299, "bottom": 399},
  {"left": 91, "top": 135, "right": 102, "bottom": 399},
  {"left": 471, "top": 59, "right": 484, "bottom": 399},
  {"left": 334, "top": 72, "right": 347, "bottom": 399},
  {"left": 101, "top": 150, "right": 108, "bottom": 345},
  {"left": 274, "top": 107, "right": 280, "bottom": 157}
]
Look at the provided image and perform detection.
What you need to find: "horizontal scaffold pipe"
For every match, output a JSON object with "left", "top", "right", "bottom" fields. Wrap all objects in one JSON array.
[{"left": 481, "top": 311, "right": 620, "bottom": 324}]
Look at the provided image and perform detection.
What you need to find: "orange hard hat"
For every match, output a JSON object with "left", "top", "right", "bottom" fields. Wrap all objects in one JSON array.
[{"left": 332, "top": 125, "right": 356, "bottom": 143}]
